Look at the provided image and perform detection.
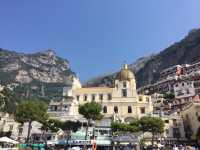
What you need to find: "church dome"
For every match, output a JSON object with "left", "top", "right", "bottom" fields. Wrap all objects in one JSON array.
[{"left": 116, "top": 64, "right": 135, "bottom": 81}]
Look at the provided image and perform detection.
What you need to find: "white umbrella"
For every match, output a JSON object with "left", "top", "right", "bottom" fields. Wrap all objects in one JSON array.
[
  {"left": 0, "top": 137, "right": 19, "bottom": 144},
  {"left": 47, "top": 140, "right": 57, "bottom": 145}
]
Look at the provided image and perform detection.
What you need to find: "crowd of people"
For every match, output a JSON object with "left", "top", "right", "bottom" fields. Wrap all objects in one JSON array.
[
  {"left": 172, "top": 144, "right": 198, "bottom": 150},
  {"left": 143, "top": 144, "right": 199, "bottom": 150}
]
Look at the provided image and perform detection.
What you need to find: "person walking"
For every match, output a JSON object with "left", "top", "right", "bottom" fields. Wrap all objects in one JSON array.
[{"left": 173, "top": 145, "right": 179, "bottom": 150}]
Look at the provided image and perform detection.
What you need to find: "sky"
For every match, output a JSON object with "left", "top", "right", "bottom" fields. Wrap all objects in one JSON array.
[{"left": 0, "top": 0, "right": 200, "bottom": 81}]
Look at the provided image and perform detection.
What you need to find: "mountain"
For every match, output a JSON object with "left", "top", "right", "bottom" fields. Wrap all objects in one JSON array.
[
  {"left": 85, "top": 54, "right": 155, "bottom": 87},
  {"left": 85, "top": 28, "right": 200, "bottom": 88},
  {"left": 0, "top": 49, "right": 75, "bottom": 101}
]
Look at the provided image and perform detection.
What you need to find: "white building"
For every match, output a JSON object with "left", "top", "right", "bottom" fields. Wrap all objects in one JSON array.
[
  {"left": 0, "top": 113, "right": 20, "bottom": 140},
  {"left": 48, "top": 64, "right": 153, "bottom": 124},
  {"left": 142, "top": 113, "right": 186, "bottom": 144}
]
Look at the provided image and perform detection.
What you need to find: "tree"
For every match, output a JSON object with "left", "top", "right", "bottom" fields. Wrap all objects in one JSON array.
[
  {"left": 78, "top": 101, "right": 103, "bottom": 140},
  {"left": 41, "top": 119, "right": 61, "bottom": 149},
  {"left": 60, "top": 120, "right": 81, "bottom": 146},
  {"left": 0, "top": 87, "right": 22, "bottom": 114},
  {"left": 0, "top": 88, "right": 6, "bottom": 111},
  {"left": 111, "top": 121, "right": 140, "bottom": 135},
  {"left": 163, "top": 93, "right": 175, "bottom": 100},
  {"left": 139, "top": 116, "right": 164, "bottom": 145},
  {"left": 14, "top": 100, "right": 48, "bottom": 143}
]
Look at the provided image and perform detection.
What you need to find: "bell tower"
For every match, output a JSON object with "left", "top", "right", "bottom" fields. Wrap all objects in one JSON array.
[{"left": 114, "top": 64, "right": 137, "bottom": 97}]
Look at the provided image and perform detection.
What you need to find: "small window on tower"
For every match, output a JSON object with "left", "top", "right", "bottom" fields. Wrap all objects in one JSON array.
[
  {"left": 123, "top": 81, "right": 127, "bottom": 88},
  {"left": 122, "top": 89, "right": 127, "bottom": 97},
  {"left": 116, "top": 84, "right": 118, "bottom": 89},
  {"left": 108, "top": 93, "right": 112, "bottom": 100}
]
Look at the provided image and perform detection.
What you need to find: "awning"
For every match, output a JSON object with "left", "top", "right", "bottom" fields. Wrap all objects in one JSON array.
[
  {"left": 112, "top": 133, "right": 141, "bottom": 143},
  {"left": 0, "top": 137, "right": 19, "bottom": 144},
  {"left": 96, "top": 140, "right": 111, "bottom": 146}
]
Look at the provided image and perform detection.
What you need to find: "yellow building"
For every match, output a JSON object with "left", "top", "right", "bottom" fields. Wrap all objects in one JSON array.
[{"left": 62, "top": 64, "right": 153, "bottom": 123}]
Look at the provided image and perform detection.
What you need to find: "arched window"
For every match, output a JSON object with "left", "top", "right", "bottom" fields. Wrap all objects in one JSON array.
[
  {"left": 114, "top": 106, "right": 118, "bottom": 114},
  {"left": 122, "top": 89, "right": 127, "bottom": 97},
  {"left": 103, "top": 106, "right": 107, "bottom": 113},
  {"left": 123, "top": 81, "right": 127, "bottom": 88},
  {"left": 128, "top": 106, "right": 132, "bottom": 113},
  {"left": 84, "top": 94, "right": 88, "bottom": 101}
]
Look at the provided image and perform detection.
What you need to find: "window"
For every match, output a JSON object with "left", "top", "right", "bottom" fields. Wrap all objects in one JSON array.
[
  {"left": 165, "top": 129, "right": 169, "bottom": 135},
  {"left": 19, "top": 127, "right": 23, "bottom": 135},
  {"left": 123, "top": 81, "right": 127, "bottom": 88},
  {"left": 186, "top": 89, "right": 190, "bottom": 94},
  {"left": 165, "top": 120, "right": 169, "bottom": 123},
  {"left": 92, "top": 94, "right": 96, "bottom": 101},
  {"left": 54, "top": 106, "right": 57, "bottom": 111},
  {"left": 108, "top": 93, "right": 112, "bottom": 100},
  {"left": 173, "top": 128, "right": 180, "bottom": 138},
  {"left": 186, "top": 114, "right": 189, "bottom": 120},
  {"left": 99, "top": 94, "right": 103, "bottom": 100},
  {"left": 122, "top": 89, "right": 127, "bottom": 97},
  {"left": 116, "top": 84, "right": 118, "bottom": 89},
  {"left": 140, "top": 107, "right": 145, "bottom": 114},
  {"left": 114, "top": 106, "right": 118, "bottom": 114},
  {"left": 139, "top": 97, "right": 143, "bottom": 101},
  {"left": 76, "top": 95, "right": 80, "bottom": 101},
  {"left": 103, "top": 106, "right": 107, "bottom": 113},
  {"left": 84, "top": 95, "right": 88, "bottom": 101},
  {"left": 128, "top": 106, "right": 132, "bottom": 113},
  {"left": 146, "top": 97, "right": 149, "bottom": 102},
  {"left": 9, "top": 125, "right": 13, "bottom": 131},
  {"left": 173, "top": 119, "right": 177, "bottom": 126}
]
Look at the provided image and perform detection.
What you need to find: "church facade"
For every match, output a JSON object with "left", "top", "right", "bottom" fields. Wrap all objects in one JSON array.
[{"left": 60, "top": 64, "right": 153, "bottom": 123}]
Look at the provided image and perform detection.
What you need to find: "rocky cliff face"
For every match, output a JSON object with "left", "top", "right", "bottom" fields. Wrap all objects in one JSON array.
[
  {"left": 85, "top": 28, "right": 200, "bottom": 88},
  {"left": 0, "top": 49, "right": 75, "bottom": 100},
  {"left": 136, "top": 28, "right": 200, "bottom": 87}
]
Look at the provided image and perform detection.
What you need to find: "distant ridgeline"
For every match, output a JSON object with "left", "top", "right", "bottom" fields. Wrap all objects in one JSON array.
[
  {"left": 85, "top": 28, "right": 200, "bottom": 88},
  {"left": 0, "top": 49, "right": 76, "bottom": 102}
]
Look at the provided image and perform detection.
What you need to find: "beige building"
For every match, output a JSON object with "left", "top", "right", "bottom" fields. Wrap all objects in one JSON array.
[
  {"left": 60, "top": 64, "right": 153, "bottom": 123},
  {"left": 162, "top": 113, "right": 185, "bottom": 140},
  {"left": 181, "top": 102, "right": 200, "bottom": 140},
  {"left": 142, "top": 113, "right": 186, "bottom": 145},
  {"left": 0, "top": 113, "right": 20, "bottom": 140}
]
